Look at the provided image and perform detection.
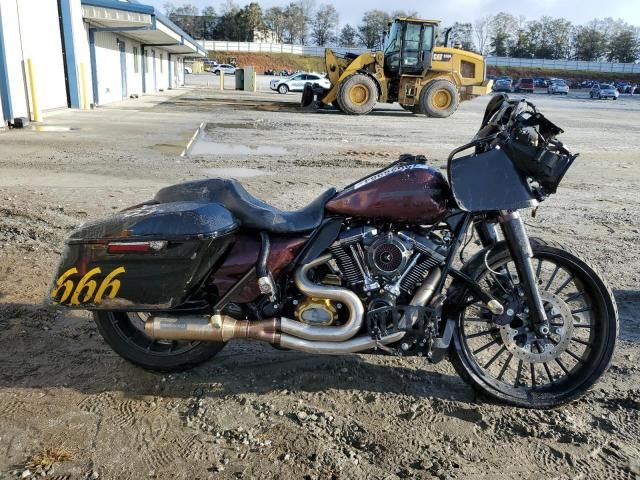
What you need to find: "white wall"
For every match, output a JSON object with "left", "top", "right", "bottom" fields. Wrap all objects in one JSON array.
[{"left": 0, "top": 0, "right": 73, "bottom": 119}]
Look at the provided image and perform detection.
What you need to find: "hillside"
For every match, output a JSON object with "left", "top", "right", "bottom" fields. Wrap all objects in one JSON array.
[
  {"left": 208, "top": 50, "right": 640, "bottom": 82},
  {"left": 208, "top": 51, "right": 325, "bottom": 73}
]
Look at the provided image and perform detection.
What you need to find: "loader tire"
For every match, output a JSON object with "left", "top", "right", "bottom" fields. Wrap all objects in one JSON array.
[
  {"left": 420, "top": 79, "right": 459, "bottom": 118},
  {"left": 337, "top": 74, "right": 378, "bottom": 115}
]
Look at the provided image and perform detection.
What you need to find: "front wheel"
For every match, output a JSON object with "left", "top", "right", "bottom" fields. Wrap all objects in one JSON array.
[
  {"left": 420, "top": 80, "right": 459, "bottom": 118},
  {"left": 94, "top": 311, "right": 225, "bottom": 372},
  {"left": 450, "top": 240, "right": 618, "bottom": 408},
  {"left": 278, "top": 84, "right": 289, "bottom": 94}
]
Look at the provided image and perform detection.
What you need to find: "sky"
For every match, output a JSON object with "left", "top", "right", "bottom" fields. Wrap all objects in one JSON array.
[{"left": 147, "top": 0, "right": 640, "bottom": 28}]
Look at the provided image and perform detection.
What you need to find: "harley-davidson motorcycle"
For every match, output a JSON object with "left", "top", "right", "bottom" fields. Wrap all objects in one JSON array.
[{"left": 50, "top": 95, "right": 617, "bottom": 408}]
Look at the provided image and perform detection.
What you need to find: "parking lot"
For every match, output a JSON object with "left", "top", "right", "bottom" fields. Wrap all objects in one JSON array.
[{"left": 1, "top": 80, "right": 639, "bottom": 479}]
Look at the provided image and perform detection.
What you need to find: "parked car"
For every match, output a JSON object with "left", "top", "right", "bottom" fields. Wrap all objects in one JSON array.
[
  {"left": 514, "top": 78, "right": 535, "bottom": 93},
  {"left": 590, "top": 83, "right": 619, "bottom": 100},
  {"left": 212, "top": 64, "right": 236, "bottom": 75},
  {"left": 534, "top": 77, "right": 547, "bottom": 88},
  {"left": 492, "top": 78, "right": 513, "bottom": 92},
  {"left": 270, "top": 73, "right": 331, "bottom": 94},
  {"left": 548, "top": 80, "right": 569, "bottom": 95},
  {"left": 184, "top": 65, "right": 193, "bottom": 75}
]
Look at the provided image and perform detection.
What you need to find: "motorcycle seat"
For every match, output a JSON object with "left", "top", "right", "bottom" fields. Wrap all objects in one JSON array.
[{"left": 154, "top": 179, "right": 337, "bottom": 234}]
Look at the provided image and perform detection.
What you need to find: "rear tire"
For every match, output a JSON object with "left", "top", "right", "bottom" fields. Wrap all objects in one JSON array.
[
  {"left": 450, "top": 240, "right": 618, "bottom": 408},
  {"left": 419, "top": 79, "right": 459, "bottom": 118},
  {"left": 94, "top": 311, "right": 225, "bottom": 372},
  {"left": 336, "top": 74, "right": 378, "bottom": 115}
]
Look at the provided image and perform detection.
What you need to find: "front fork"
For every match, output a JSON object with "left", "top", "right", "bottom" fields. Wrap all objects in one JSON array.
[{"left": 474, "top": 212, "right": 549, "bottom": 333}]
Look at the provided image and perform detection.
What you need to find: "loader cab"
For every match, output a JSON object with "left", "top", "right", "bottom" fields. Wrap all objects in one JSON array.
[{"left": 383, "top": 18, "right": 437, "bottom": 77}]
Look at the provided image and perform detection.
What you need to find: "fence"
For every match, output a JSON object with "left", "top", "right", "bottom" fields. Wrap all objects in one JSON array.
[
  {"left": 486, "top": 56, "right": 640, "bottom": 74},
  {"left": 200, "top": 40, "right": 640, "bottom": 74},
  {"left": 200, "top": 40, "right": 365, "bottom": 57}
]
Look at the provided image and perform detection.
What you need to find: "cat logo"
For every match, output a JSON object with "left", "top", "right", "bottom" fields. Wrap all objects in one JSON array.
[
  {"left": 52, "top": 266, "right": 126, "bottom": 305},
  {"left": 432, "top": 53, "right": 453, "bottom": 62}
]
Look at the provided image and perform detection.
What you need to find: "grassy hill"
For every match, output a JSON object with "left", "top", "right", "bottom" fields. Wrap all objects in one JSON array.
[{"left": 208, "top": 51, "right": 325, "bottom": 73}]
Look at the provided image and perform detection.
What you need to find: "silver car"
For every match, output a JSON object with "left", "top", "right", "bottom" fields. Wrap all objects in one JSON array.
[
  {"left": 270, "top": 73, "right": 331, "bottom": 94},
  {"left": 590, "top": 84, "right": 619, "bottom": 100},
  {"left": 548, "top": 81, "right": 569, "bottom": 95},
  {"left": 212, "top": 64, "right": 236, "bottom": 75}
]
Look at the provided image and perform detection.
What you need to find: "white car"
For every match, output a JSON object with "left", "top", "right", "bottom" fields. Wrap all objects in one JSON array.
[
  {"left": 184, "top": 65, "right": 193, "bottom": 74},
  {"left": 548, "top": 81, "right": 569, "bottom": 95},
  {"left": 213, "top": 64, "right": 236, "bottom": 75},
  {"left": 270, "top": 73, "right": 331, "bottom": 94}
]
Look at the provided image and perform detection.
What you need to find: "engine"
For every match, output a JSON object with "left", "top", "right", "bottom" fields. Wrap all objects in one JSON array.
[
  {"left": 328, "top": 226, "right": 449, "bottom": 304},
  {"left": 292, "top": 225, "right": 449, "bottom": 326}
]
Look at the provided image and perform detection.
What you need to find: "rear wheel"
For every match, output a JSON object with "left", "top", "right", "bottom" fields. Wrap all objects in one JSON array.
[
  {"left": 419, "top": 80, "right": 459, "bottom": 118},
  {"left": 450, "top": 240, "right": 618, "bottom": 408},
  {"left": 94, "top": 311, "right": 225, "bottom": 372},
  {"left": 336, "top": 74, "right": 378, "bottom": 115}
]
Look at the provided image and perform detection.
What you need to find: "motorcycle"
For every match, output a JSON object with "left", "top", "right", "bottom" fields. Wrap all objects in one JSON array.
[{"left": 49, "top": 94, "right": 618, "bottom": 408}]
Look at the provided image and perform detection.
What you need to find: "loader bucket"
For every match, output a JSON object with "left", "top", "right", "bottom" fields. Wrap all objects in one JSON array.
[{"left": 301, "top": 83, "right": 316, "bottom": 108}]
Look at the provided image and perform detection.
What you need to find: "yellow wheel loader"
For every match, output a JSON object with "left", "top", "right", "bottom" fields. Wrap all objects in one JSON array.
[{"left": 301, "top": 18, "right": 493, "bottom": 118}]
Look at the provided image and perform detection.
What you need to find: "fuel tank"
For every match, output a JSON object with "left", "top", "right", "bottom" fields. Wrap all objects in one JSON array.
[{"left": 326, "top": 159, "right": 451, "bottom": 224}]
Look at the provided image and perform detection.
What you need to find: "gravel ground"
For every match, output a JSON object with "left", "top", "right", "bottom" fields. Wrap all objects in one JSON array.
[{"left": 0, "top": 84, "right": 639, "bottom": 480}]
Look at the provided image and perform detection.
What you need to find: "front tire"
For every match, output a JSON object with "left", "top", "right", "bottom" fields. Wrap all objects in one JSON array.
[
  {"left": 278, "top": 84, "right": 289, "bottom": 94},
  {"left": 420, "top": 79, "right": 459, "bottom": 118},
  {"left": 450, "top": 240, "right": 618, "bottom": 408},
  {"left": 94, "top": 311, "right": 225, "bottom": 372},
  {"left": 336, "top": 73, "right": 378, "bottom": 115}
]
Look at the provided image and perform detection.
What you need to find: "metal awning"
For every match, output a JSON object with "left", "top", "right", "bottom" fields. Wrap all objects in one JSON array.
[{"left": 81, "top": 0, "right": 206, "bottom": 56}]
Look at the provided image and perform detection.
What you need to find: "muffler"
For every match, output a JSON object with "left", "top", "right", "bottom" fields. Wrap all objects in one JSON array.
[{"left": 144, "top": 314, "right": 280, "bottom": 344}]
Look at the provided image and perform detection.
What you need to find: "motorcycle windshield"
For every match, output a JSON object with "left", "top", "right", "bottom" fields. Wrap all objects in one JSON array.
[{"left": 449, "top": 148, "right": 538, "bottom": 212}]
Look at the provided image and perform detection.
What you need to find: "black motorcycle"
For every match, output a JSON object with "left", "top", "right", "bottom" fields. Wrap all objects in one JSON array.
[{"left": 50, "top": 94, "right": 618, "bottom": 408}]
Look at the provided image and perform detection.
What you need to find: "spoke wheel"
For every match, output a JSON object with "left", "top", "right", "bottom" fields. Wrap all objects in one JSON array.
[
  {"left": 94, "top": 311, "right": 225, "bottom": 372},
  {"left": 451, "top": 240, "right": 618, "bottom": 408}
]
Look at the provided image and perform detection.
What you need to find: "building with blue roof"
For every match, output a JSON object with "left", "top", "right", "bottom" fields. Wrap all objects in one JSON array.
[{"left": 0, "top": 0, "right": 206, "bottom": 125}]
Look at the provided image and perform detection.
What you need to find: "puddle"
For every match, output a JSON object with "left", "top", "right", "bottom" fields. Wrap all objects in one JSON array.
[
  {"left": 190, "top": 140, "right": 287, "bottom": 156},
  {"left": 30, "top": 126, "right": 79, "bottom": 132},
  {"left": 204, "top": 168, "right": 273, "bottom": 178}
]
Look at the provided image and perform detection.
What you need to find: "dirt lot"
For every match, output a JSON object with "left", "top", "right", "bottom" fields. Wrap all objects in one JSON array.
[{"left": 1, "top": 84, "right": 639, "bottom": 480}]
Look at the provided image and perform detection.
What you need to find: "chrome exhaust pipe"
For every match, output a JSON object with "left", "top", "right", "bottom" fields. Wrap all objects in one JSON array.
[
  {"left": 145, "top": 262, "right": 442, "bottom": 355},
  {"left": 144, "top": 313, "right": 403, "bottom": 354},
  {"left": 281, "top": 253, "right": 364, "bottom": 342}
]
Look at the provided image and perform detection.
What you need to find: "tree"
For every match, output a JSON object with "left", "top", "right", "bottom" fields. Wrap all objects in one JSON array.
[
  {"left": 264, "top": 7, "right": 288, "bottom": 43},
  {"left": 608, "top": 29, "right": 640, "bottom": 62},
  {"left": 474, "top": 15, "right": 493, "bottom": 55},
  {"left": 296, "top": 0, "right": 316, "bottom": 45},
  {"left": 339, "top": 24, "right": 358, "bottom": 47},
  {"left": 283, "top": 2, "right": 306, "bottom": 44},
  {"left": 165, "top": 3, "right": 200, "bottom": 38},
  {"left": 448, "top": 22, "right": 475, "bottom": 51},
  {"left": 358, "top": 10, "right": 390, "bottom": 49},
  {"left": 200, "top": 6, "right": 217, "bottom": 40},
  {"left": 312, "top": 4, "right": 339, "bottom": 46},
  {"left": 391, "top": 10, "right": 419, "bottom": 19},
  {"left": 488, "top": 12, "right": 519, "bottom": 56},
  {"left": 573, "top": 25, "right": 608, "bottom": 61}
]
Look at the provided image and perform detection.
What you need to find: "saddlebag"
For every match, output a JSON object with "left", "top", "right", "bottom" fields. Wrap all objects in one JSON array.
[{"left": 50, "top": 202, "right": 237, "bottom": 311}]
